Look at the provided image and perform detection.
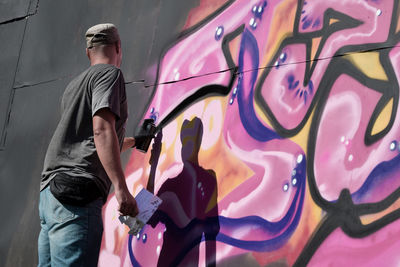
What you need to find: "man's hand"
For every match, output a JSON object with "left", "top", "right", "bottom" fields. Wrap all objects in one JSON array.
[
  {"left": 115, "top": 187, "right": 138, "bottom": 217},
  {"left": 122, "top": 137, "right": 135, "bottom": 153}
]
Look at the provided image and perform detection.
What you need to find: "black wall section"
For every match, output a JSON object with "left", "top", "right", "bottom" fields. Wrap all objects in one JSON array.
[
  {"left": 0, "top": 21, "right": 26, "bottom": 149},
  {"left": 120, "top": 82, "right": 155, "bottom": 167},
  {"left": 13, "top": 0, "right": 199, "bottom": 87},
  {"left": 0, "top": 0, "right": 37, "bottom": 24},
  {"left": 0, "top": 79, "right": 66, "bottom": 267},
  {"left": 0, "top": 0, "right": 199, "bottom": 266}
]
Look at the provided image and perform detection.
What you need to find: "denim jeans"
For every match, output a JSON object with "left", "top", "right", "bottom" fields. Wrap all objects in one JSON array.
[{"left": 38, "top": 186, "right": 103, "bottom": 267}]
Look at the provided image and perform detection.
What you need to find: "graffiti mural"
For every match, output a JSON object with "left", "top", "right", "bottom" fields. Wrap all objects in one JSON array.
[{"left": 99, "top": 0, "right": 400, "bottom": 266}]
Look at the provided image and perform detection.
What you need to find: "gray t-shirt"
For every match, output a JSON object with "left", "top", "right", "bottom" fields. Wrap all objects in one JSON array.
[{"left": 41, "top": 64, "right": 128, "bottom": 200}]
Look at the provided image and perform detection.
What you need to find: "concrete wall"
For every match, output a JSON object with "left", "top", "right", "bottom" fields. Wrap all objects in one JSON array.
[{"left": 2, "top": 0, "right": 400, "bottom": 266}]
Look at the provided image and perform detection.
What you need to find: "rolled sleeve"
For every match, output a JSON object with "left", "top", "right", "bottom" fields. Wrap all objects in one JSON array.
[{"left": 92, "top": 67, "right": 123, "bottom": 119}]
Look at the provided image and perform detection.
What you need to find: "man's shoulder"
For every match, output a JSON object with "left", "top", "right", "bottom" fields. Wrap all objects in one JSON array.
[
  {"left": 89, "top": 64, "right": 120, "bottom": 75},
  {"left": 90, "top": 64, "right": 123, "bottom": 83}
]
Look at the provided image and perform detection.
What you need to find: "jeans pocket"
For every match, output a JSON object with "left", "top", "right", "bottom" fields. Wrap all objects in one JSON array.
[{"left": 49, "top": 190, "right": 77, "bottom": 224}]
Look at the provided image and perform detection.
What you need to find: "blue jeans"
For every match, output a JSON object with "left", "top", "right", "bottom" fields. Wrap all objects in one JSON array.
[{"left": 38, "top": 186, "right": 103, "bottom": 267}]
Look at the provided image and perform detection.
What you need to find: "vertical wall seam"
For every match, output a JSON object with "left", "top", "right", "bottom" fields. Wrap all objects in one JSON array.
[{"left": 0, "top": 16, "right": 29, "bottom": 150}]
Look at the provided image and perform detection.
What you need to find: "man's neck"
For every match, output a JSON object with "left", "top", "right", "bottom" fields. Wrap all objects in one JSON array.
[{"left": 90, "top": 57, "right": 118, "bottom": 67}]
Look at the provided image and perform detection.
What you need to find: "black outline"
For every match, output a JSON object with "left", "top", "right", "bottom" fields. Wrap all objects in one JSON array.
[{"left": 254, "top": 8, "right": 364, "bottom": 137}]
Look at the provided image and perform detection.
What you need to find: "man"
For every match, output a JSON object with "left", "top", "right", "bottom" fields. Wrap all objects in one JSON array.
[{"left": 38, "top": 23, "right": 138, "bottom": 266}]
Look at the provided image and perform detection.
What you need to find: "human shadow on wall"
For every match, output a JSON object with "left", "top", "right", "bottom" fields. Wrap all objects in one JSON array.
[{"left": 147, "top": 117, "right": 220, "bottom": 267}]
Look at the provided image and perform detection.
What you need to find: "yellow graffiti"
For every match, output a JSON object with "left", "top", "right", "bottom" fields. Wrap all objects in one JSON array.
[
  {"left": 371, "top": 98, "right": 393, "bottom": 136},
  {"left": 346, "top": 52, "right": 388, "bottom": 81}
]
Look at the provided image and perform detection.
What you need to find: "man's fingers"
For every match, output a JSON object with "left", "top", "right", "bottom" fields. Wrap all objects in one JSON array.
[
  {"left": 118, "top": 203, "right": 129, "bottom": 215},
  {"left": 130, "top": 207, "right": 139, "bottom": 217},
  {"left": 118, "top": 203, "right": 138, "bottom": 217}
]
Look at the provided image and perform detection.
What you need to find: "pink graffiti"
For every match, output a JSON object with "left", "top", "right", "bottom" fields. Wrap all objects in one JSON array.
[
  {"left": 262, "top": 0, "right": 393, "bottom": 130},
  {"left": 100, "top": 0, "right": 400, "bottom": 266},
  {"left": 314, "top": 74, "right": 390, "bottom": 201}
]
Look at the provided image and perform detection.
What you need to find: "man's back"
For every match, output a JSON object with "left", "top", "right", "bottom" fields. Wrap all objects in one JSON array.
[{"left": 41, "top": 63, "right": 127, "bottom": 200}]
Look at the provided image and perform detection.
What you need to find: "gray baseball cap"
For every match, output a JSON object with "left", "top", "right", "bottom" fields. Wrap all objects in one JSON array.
[{"left": 85, "top": 23, "right": 120, "bottom": 48}]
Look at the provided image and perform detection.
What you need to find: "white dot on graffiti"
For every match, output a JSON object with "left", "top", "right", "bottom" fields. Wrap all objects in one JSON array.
[
  {"left": 280, "top": 53, "right": 285, "bottom": 60},
  {"left": 157, "top": 245, "right": 161, "bottom": 255},
  {"left": 253, "top": 6, "right": 257, "bottom": 12},
  {"left": 376, "top": 9, "right": 382, "bottom": 16},
  {"left": 390, "top": 141, "right": 397, "bottom": 151},
  {"left": 292, "top": 169, "right": 296, "bottom": 176},
  {"left": 229, "top": 98, "right": 234, "bottom": 105},
  {"left": 233, "top": 87, "right": 238, "bottom": 94},
  {"left": 341, "top": 136, "right": 345, "bottom": 143},
  {"left": 174, "top": 72, "right": 180, "bottom": 81},
  {"left": 297, "top": 154, "right": 304, "bottom": 164},
  {"left": 283, "top": 184, "right": 289, "bottom": 192},
  {"left": 249, "top": 18, "right": 255, "bottom": 26},
  {"left": 216, "top": 27, "right": 223, "bottom": 36},
  {"left": 136, "top": 233, "right": 140, "bottom": 239},
  {"left": 198, "top": 182, "right": 202, "bottom": 188},
  {"left": 345, "top": 140, "right": 349, "bottom": 146},
  {"left": 292, "top": 178, "right": 297, "bottom": 186},
  {"left": 274, "top": 61, "right": 279, "bottom": 67},
  {"left": 348, "top": 154, "right": 354, "bottom": 162},
  {"left": 258, "top": 6, "right": 263, "bottom": 13},
  {"left": 253, "top": 22, "right": 257, "bottom": 28},
  {"left": 158, "top": 232, "right": 162, "bottom": 240}
]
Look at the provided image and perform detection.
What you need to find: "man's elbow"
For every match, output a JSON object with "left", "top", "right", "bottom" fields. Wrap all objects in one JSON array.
[
  {"left": 93, "top": 125, "right": 107, "bottom": 138},
  {"left": 93, "top": 109, "right": 116, "bottom": 138}
]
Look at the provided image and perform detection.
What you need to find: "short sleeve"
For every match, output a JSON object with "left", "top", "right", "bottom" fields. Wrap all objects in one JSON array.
[{"left": 91, "top": 67, "right": 123, "bottom": 119}]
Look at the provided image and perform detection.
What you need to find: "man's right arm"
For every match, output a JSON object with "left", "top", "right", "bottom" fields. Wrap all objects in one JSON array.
[{"left": 93, "top": 108, "right": 138, "bottom": 217}]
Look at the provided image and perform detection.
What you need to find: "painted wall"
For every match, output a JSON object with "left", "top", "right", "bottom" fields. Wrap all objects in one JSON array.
[
  {"left": 100, "top": 0, "right": 400, "bottom": 266},
  {"left": 2, "top": 0, "right": 400, "bottom": 266},
  {"left": 0, "top": 0, "right": 200, "bottom": 266}
]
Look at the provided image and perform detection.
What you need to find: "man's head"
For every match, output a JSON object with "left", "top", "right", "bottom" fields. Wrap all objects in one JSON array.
[
  {"left": 180, "top": 117, "right": 203, "bottom": 163},
  {"left": 85, "top": 23, "right": 122, "bottom": 67}
]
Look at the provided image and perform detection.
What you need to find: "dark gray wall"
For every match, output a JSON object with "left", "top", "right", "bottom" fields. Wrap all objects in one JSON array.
[{"left": 0, "top": 0, "right": 199, "bottom": 266}]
